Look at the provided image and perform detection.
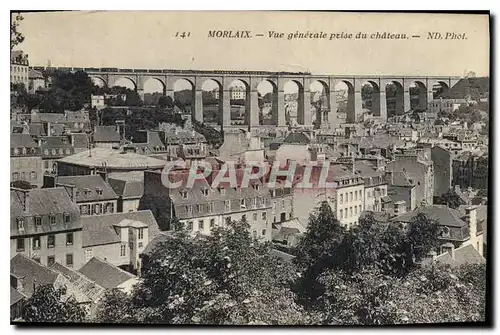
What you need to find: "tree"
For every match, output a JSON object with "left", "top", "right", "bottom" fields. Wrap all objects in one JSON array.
[
  {"left": 95, "top": 220, "right": 313, "bottom": 325},
  {"left": 316, "top": 263, "right": 486, "bottom": 325},
  {"left": 22, "top": 285, "right": 87, "bottom": 323},
  {"left": 434, "top": 189, "right": 466, "bottom": 209},
  {"left": 407, "top": 213, "right": 441, "bottom": 263},
  {"left": 11, "top": 13, "right": 24, "bottom": 50},
  {"left": 158, "top": 96, "right": 174, "bottom": 109},
  {"left": 11, "top": 180, "right": 35, "bottom": 190}
]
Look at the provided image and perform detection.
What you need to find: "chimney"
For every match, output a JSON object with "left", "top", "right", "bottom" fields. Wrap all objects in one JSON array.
[
  {"left": 385, "top": 171, "right": 394, "bottom": 185},
  {"left": 394, "top": 200, "right": 407, "bottom": 215},
  {"left": 43, "top": 175, "right": 57, "bottom": 188},
  {"left": 444, "top": 243, "right": 456, "bottom": 260},
  {"left": 47, "top": 122, "right": 52, "bottom": 136},
  {"left": 464, "top": 206, "right": 477, "bottom": 238}
]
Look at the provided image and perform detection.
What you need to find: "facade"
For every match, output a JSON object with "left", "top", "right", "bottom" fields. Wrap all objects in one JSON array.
[
  {"left": 11, "top": 50, "right": 29, "bottom": 88},
  {"left": 39, "top": 136, "right": 75, "bottom": 176},
  {"left": 93, "top": 126, "right": 122, "bottom": 149},
  {"left": 387, "top": 153, "right": 434, "bottom": 207},
  {"left": 354, "top": 161, "right": 388, "bottom": 212},
  {"left": 431, "top": 146, "right": 453, "bottom": 197},
  {"left": 108, "top": 171, "right": 144, "bottom": 212},
  {"left": 10, "top": 187, "right": 84, "bottom": 269},
  {"left": 11, "top": 133, "right": 43, "bottom": 188},
  {"left": 140, "top": 170, "right": 273, "bottom": 241},
  {"left": 46, "top": 174, "right": 119, "bottom": 216},
  {"left": 230, "top": 86, "right": 246, "bottom": 100}
]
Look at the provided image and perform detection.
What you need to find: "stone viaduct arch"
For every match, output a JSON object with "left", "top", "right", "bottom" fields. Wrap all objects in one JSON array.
[{"left": 63, "top": 67, "right": 461, "bottom": 130}]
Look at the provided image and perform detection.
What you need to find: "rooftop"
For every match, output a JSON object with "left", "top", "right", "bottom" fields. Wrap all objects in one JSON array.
[
  {"left": 78, "top": 257, "right": 136, "bottom": 290},
  {"left": 57, "top": 147, "right": 167, "bottom": 170},
  {"left": 56, "top": 175, "right": 118, "bottom": 202}
]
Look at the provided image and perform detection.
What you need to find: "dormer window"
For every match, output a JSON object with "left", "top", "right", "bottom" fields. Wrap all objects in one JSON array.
[
  {"left": 252, "top": 184, "right": 260, "bottom": 191},
  {"left": 22, "top": 148, "right": 27, "bottom": 155},
  {"left": 96, "top": 187, "right": 103, "bottom": 196},
  {"left": 180, "top": 190, "right": 188, "bottom": 199},
  {"left": 219, "top": 188, "right": 226, "bottom": 196},
  {"left": 201, "top": 188, "right": 209, "bottom": 197},
  {"left": 50, "top": 215, "right": 56, "bottom": 225},
  {"left": 34, "top": 216, "right": 42, "bottom": 227},
  {"left": 240, "top": 199, "right": 246, "bottom": 208},
  {"left": 441, "top": 226, "right": 450, "bottom": 237}
]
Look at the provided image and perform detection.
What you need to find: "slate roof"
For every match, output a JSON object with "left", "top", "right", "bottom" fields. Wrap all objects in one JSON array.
[
  {"left": 71, "top": 133, "right": 89, "bottom": 148},
  {"left": 50, "top": 262, "right": 106, "bottom": 303},
  {"left": 11, "top": 188, "right": 82, "bottom": 236},
  {"left": 78, "top": 257, "right": 136, "bottom": 289},
  {"left": 31, "top": 113, "right": 65, "bottom": 124},
  {"left": 11, "top": 133, "right": 37, "bottom": 148},
  {"left": 57, "top": 147, "right": 167, "bottom": 170},
  {"left": 392, "top": 205, "right": 466, "bottom": 228},
  {"left": 93, "top": 126, "right": 121, "bottom": 142},
  {"left": 434, "top": 244, "right": 486, "bottom": 266},
  {"left": 10, "top": 286, "right": 26, "bottom": 306},
  {"left": 283, "top": 132, "right": 311, "bottom": 144},
  {"left": 28, "top": 123, "right": 46, "bottom": 137},
  {"left": 11, "top": 254, "right": 59, "bottom": 297},
  {"left": 108, "top": 172, "right": 144, "bottom": 199},
  {"left": 81, "top": 210, "right": 161, "bottom": 247},
  {"left": 56, "top": 175, "right": 118, "bottom": 202}
]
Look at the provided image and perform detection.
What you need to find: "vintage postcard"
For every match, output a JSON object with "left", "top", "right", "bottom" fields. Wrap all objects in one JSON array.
[{"left": 10, "top": 11, "right": 490, "bottom": 325}]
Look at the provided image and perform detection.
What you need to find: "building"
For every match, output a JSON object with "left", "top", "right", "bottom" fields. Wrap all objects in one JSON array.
[
  {"left": 28, "top": 68, "right": 45, "bottom": 93},
  {"left": 56, "top": 147, "right": 167, "bottom": 176},
  {"left": 81, "top": 210, "right": 160, "bottom": 272},
  {"left": 230, "top": 86, "right": 246, "bottom": 100},
  {"left": 386, "top": 171, "right": 418, "bottom": 211},
  {"left": 11, "top": 50, "right": 29, "bottom": 88},
  {"left": 11, "top": 187, "right": 84, "bottom": 269},
  {"left": 11, "top": 133, "right": 43, "bottom": 188},
  {"left": 93, "top": 126, "right": 122, "bottom": 149},
  {"left": 392, "top": 205, "right": 484, "bottom": 257},
  {"left": 386, "top": 152, "right": 434, "bottom": 207},
  {"left": 140, "top": 170, "right": 272, "bottom": 241},
  {"left": 108, "top": 171, "right": 144, "bottom": 212},
  {"left": 431, "top": 146, "right": 453, "bottom": 197},
  {"left": 39, "top": 136, "right": 75, "bottom": 176},
  {"left": 78, "top": 257, "right": 139, "bottom": 293},
  {"left": 91, "top": 95, "right": 106, "bottom": 109},
  {"left": 45, "top": 174, "right": 119, "bottom": 216},
  {"left": 354, "top": 160, "right": 388, "bottom": 212}
]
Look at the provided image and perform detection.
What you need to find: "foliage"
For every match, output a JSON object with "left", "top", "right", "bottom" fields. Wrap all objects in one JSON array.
[
  {"left": 434, "top": 189, "right": 466, "bottom": 209},
  {"left": 293, "top": 204, "right": 441, "bottom": 304},
  {"left": 11, "top": 13, "right": 24, "bottom": 50},
  {"left": 192, "top": 120, "right": 223, "bottom": 149},
  {"left": 316, "top": 263, "right": 486, "bottom": 325},
  {"left": 95, "top": 220, "right": 314, "bottom": 325},
  {"left": 22, "top": 285, "right": 87, "bottom": 323},
  {"left": 11, "top": 180, "right": 35, "bottom": 190}
]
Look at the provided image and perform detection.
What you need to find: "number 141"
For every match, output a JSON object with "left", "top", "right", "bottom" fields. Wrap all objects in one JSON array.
[{"left": 175, "top": 32, "right": 191, "bottom": 38}]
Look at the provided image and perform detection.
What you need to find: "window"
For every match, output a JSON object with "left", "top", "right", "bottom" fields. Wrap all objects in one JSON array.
[
  {"left": 96, "top": 188, "right": 103, "bottom": 196},
  {"left": 64, "top": 213, "right": 70, "bottom": 223},
  {"left": 138, "top": 242, "right": 143, "bottom": 248},
  {"left": 252, "top": 198, "right": 257, "bottom": 208},
  {"left": 43, "top": 160, "right": 49, "bottom": 169},
  {"left": 32, "top": 236, "right": 41, "bottom": 250},
  {"left": 344, "top": 210, "right": 348, "bottom": 219},
  {"left": 226, "top": 217, "right": 232, "bottom": 225},
  {"left": 281, "top": 199, "right": 285, "bottom": 209},
  {"left": 66, "top": 253, "right": 74, "bottom": 267},
  {"left": 220, "top": 188, "right": 226, "bottom": 195},
  {"left": 355, "top": 206, "right": 358, "bottom": 215},
  {"left": 253, "top": 213, "right": 258, "bottom": 222},
  {"left": 201, "top": 188, "right": 209, "bottom": 196},
  {"left": 50, "top": 215, "right": 56, "bottom": 225},
  {"left": 47, "top": 235, "right": 55, "bottom": 248},
  {"left": 186, "top": 205, "right": 193, "bottom": 215},
  {"left": 47, "top": 256, "right": 55, "bottom": 266},
  {"left": 355, "top": 191, "right": 358, "bottom": 201},
  {"left": 34, "top": 216, "right": 42, "bottom": 227},
  {"left": 120, "top": 244, "right": 126, "bottom": 257},
  {"left": 16, "top": 218, "right": 24, "bottom": 231},
  {"left": 16, "top": 238, "right": 25, "bottom": 252},
  {"left": 196, "top": 204, "right": 202, "bottom": 212},
  {"left": 30, "top": 171, "right": 37, "bottom": 180},
  {"left": 340, "top": 209, "right": 343, "bottom": 218},
  {"left": 198, "top": 220, "right": 204, "bottom": 230},
  {"left": 106, "top": 202, "right": 114, "bottom": 213},
  {"left": 138, "top": 228, "right": 144, "bottom": 239},
  {"left": 85, "top": 248, "right": 93, "bottom": 261},
  {"left": 94, "top": 204, "right": 102, "bottom": 215},
  {"left": 208, "top": 202, "right": 213, "bottom": 213},
  {"left": 340, "top": 193, "right": 344, "bottom": 204},
  {"left": 225, "top": 200, "right": 231, "bottom": 212},
  {"left": 252, "top": 230, "right": 257, "bottom": 239},
  {"left": 210, "top": 218, "right": 215, "bottom": 228},
  {"left": 359, "top": 205, "right": 362, "bottom": 213},
  {"left": 242, "top": 214, "right": 247, "bottom": 222},
  {"left": 80, "top": 205, "right": 89, "bottom": 215},
  {"left": 240, "top": 199, "right": 246, "bottom": 208},
  {"left": 66, "top": 233, "right": 73, "bottom": 245},
  {"left": 262, "top": 229, "right": 266, "bottom": 236},
  {"left": 180, "top": 190, "right": 188, "bottom": 199},
  {"left": 187, "top": 221, "right": 193, "bottom": 230},
  {"left": 349, "top": 192, "right": 353, "bottom": 202},
  {"left": 272, "top": 201, "right": 276, "bottom": 211},
  {"left": 262, "top": 212, "right": 267, "bottom": 221}
]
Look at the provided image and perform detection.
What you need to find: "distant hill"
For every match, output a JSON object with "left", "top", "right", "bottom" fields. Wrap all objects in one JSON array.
[{"left": 437, "top": 77, "right": 489, "bottom": 100}]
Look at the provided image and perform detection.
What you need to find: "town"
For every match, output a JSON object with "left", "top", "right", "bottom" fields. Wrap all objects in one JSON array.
[{"left": 10, "top": 12, "right": 489, "bottom": 325}]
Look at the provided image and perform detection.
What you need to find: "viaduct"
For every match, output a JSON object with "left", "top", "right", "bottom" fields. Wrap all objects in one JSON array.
[{"left": 33, "top": 67, "right": 461, "bottom": 129}]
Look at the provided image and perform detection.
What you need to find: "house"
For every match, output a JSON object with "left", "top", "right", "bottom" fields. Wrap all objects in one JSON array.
[
  {"left": 108, "top": 171, "right": 144, "bottom": 212},
  {"left": 392, "top": 205, "right": 484, "bottom": 257},
  {"left": 140, "top": 169, "right": 272, "bottom": 241},
  {"left": 81, "top": 210, "right": 160, "bottom": 272},
  {"left": 11, "top": 187, "right": 84, "bottom": 269},
  {"left": 45, "top": 174, "right": 119, "bottom": 216},
  {"left": 10, "top": 286, "right": 27, "bottom": 321},
  {"left": 11, "top": 133, "right": 43, "bottom": 188},
  {"left": 431, "top": 146, "right": 453, "bottom": 197},
  {"left": 78, "top": 257, "right": 139, "bottom": 293},
  {"left": 272, "top": 218, "right": 307, "bottom": 247},
  {"left": 354, "top": 160, "right": 388, "bottom": 212},
  {"left": 56, "top": 147, "right": 167, "bottom": 176},
  {"left": 39, "top": 136, "right": 75, "bottom": 176},
  {"left": 93, "top": 126, "right": 121, "bottom": 149},
  {"left": 386, "top": 171, "right": 417, "bottom": 211},
  {"left": 432, "top": 244, "right": 485, "bottom": 267}
]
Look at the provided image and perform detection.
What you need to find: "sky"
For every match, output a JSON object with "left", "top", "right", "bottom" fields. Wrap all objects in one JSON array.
[{"left": 16, "top": 11, "right": 490, "bottom": 93}]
